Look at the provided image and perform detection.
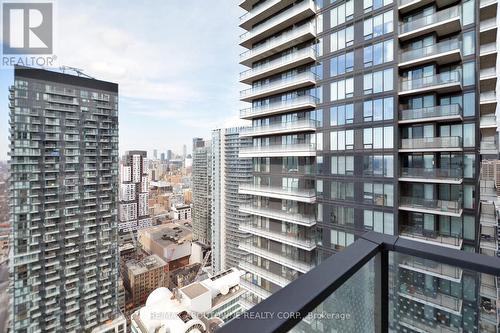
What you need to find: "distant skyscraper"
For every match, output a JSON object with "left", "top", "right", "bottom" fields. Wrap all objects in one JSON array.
[
  {"left": 153, "top": 149, "right": 158, "bottom": 160},
  {"left": 183, "top": 144, "right": 187, "bottom": 160},
  {"left": 193, "top": 137, "right": 204, "bottom": 151},
  {"left": 166, "top": 149, "right": 173, "bottom": 161},
  {"left": 211, "top": 127, "right": 252, "bottom": 273},
  {"left": 192, "top": 139, "right": 212, "bottom": 245},
  {"left": 119, "top": 150, "right": 152, "bottom": 243},
  {"left": 9, "top": 66, "right": 120, "bottom": 331},
  {"left": 160, "top": 152, "right": 165, "bottom": 161}
]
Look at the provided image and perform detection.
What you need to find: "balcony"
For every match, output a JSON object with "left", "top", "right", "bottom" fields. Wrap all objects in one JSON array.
[
  {"left": 399, "top": 6, "right": 461, "bottom": 41},
  {"left": 398, "top": 285, "right": 462, "bottom": 314},
  {"left": 239, "top": 0, "right": 316, "bottom": 48},
  {"left": 480, "top": 67, "right": 497, "bottom": 86},
  {"left": 239, "top": 261, "right": 293, "bottom": 288},
  {"left": 239, "top": 184, "right": 316, "bottom": 203},
  {"left": 240, "top": 71, "right": 317, "bottom": 102},
  {"left": 400, "top": 136, "right": 462, "bottom": 152},
  {"left": 398, "top": 254, "right": 462, "bottom": 283},
  {"left": 399, "top": 196, "right": 463, "bottom": 218},
  {"left": 239, "top": 143, "right": 316, "bottom": 158},
  {"left": 399, "top": 167, "right": 463, "bottom": 184},
  {"left": 399, "top": 71, "right": 462, "bottom": 96},
  {"left": 240, "top": 95, "right": 318, "bottom": 120},
  {"left": 239, "top": 119, "right": 317, "bottom": 137},
  {"left": 240, "top": 22, "right": 316, "bottom": 66},
  {"left": 480, "top": 202, "right": 497, "bottom": 227},
  {"left": 240, "top": 47, "right": 317, "bottom": 84},
  {"left": 239, "top": 0, "right": 291, "bottom": 30},
  {"left": 239, "top": 223, "right": 316, "bottom": 251},
  {"left": 240, "top": 278, "right": 272, "bottom": 301},
  {"left": 239, "top": 204, "right": 316, "bottom": 227},
  {"left": 398, "top": 0, "right": 458, "bottom": 14},
  {"left": 239, "top": 243, "right": 314, "bottom": 273},
  {"left": 480, "top": 0, "right": 498, "bottom": 9},
  {"left": 480, "top": 91, "right": 497, "bottom": 106},
  {"left": 398, "top": 104, "right": 462, "bottom": 124},
  {"left": 399, "top": 40, "right": 461, "bottom": 69},
  {"left": 480, "top": 115, "right": 497, "bottom": 129},
  {"left": 480, "top": 17, "right": 497, "bottom": 35},
  {"left": 218, "top": 232, "right": 500, "bottom": 333}
]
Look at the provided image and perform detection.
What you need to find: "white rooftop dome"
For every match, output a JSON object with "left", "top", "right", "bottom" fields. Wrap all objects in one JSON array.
[{"left": 146, "top": 287, "right": 172, "bottom": 307}]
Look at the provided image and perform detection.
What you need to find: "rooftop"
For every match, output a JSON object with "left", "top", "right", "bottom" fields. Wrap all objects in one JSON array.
[
  {"left": 139, "top": 222, "right": 192, "bottom": 247},
  {"left": 126, "top": 254, "right": 167, "bottom": 276}
]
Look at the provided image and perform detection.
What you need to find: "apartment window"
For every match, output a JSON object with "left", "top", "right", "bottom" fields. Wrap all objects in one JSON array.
[
  {"left": 317, "top": 179, "right": 323, "bottom": 196},
  {"left": 363, "top": 68, "right": 393, "bottom": 94},
  {"left": 363, "top": 183, "right": 393, "bottom": 207},
  {"left": 363, "top": 0, "right": 393, "bottom": 12},
  {"left": 330, "top": 130, "right": 354, "bottom": 151},
  {"left": 316, "top": 132, "right": 323, "bottom": 150},
  {"left": 330, "top": 230, "right": 354, "bottom": 248},
  {"left": 330, "top": 26, "right": 354, "bottom": 52},
  {"left": 330, "top": 52, "right": 354, "bottom": 77},
  {"left": 330, "top": 0, "right": 354, "bottom": 28},
  {"left": 462, "top": 0, "right": 475, "bottom": 25},
  {"left": 331, "top": 155, "right": 354, "bottom": 175},
  {"left": 363, "top": 154, "right": 394, "bottom": 177},
  {"left": 463, "top": 31, "right": 475, "bottom": 56},
  {"left": 463, "top": 92, "right": 475, "bottom": 116},
  {"left": 330, "top": 103, "right": 354, "bottom": 126},
  {"left": 330, "top": 206, "right": 354, "bottom": 225},
  {"left": 464, "top": 154, "right": 476, "bottom": 178},
  {"left": 364, "top": 10, "right": 393, "bottom": 40},
  {"left": 363, "top": 97, "right": 393, "bottom": 121},
  {"left": 463, "top": 61, "right": 475, "bottom": 86},
  {"left": 364, "top": 210, "right": 394, "bottom": 235},
  {"left": 363, "top": 126, "right": 393, "bottom": 149},
  {"left": 331, "top": 181, "right": 354, "bottom": 201},
  {"left": 331, "top": 78, "right": 354, "bottom": 101},
  {"left": 363, "top": 39, "right": 393, "bottom": 67}
]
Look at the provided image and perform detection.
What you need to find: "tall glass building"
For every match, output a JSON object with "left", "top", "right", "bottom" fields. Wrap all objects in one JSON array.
[
  {"left": 238, "top": 0, "right": 499, "bottom": 331},
  {"left": 8, "top": 66, "right": 120, "bottom": 332}
]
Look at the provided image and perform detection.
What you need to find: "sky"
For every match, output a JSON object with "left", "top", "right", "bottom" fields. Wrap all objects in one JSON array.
[{"left": 0, "top": 0, "right": 249, "bottom": 160}]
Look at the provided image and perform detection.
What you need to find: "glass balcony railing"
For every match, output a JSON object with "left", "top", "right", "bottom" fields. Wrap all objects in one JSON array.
[
  {"left": 239, "top": 143, "right": 317, "bottom": 156},
  {"left": 239, "top": 119, "right": 318, "bottom": 136},
  {"left": 240, "top": 95, "right": 318, "bottom": 119},
  {"left": 240, "top": 71, "right": 318, "bottom": 100},
  {"left": 238, "top": 261, "right": 294, "bottom": 288},
  {"left": 400, "top": 136, "right": 462, "bottom": 150},
  {"left": 239, "top": 222, "right": 316, "bottom": 250},
  {"left": 480, "top": 115, "right": 497, "bottom": 128},
  {"left": 399, "top": 6, "right": 460, "bottom": 35},
  {"left": 239, "top": 204, "right": 316, "bottom": 226},
  {"left": 400, "top": 39, "right": 460, "bottom": 64},
  {"left": 218, "top": 232, "right": 500, "bottom": 333},
  {"left": 481, "top": 92, "right": 497, "bottom": 103},
  {"left": 239, "top": 183, "right": 316, "bottom": 201},
  {"left": 480, "top": 42, "right": 497, "bottom": 55},
  {"left": 239, "top": 242, "right": 314, "bottom": 273},
  {"left": 399, "top": 104, "right": 461, "bottom": 122},
  {"left": 398, "top": 254, "right": 463, "bottom": 281},
  {"left": 399, "top": 196, "right": 462, "bottom": 216},
  {"left": 400, "top": 167, "right": 462, "bottom": 181},
  {"left": 240, "top": 0, "right": 314, "bottom": 43},
  {"left": 400, "top": 71, "right": 461, "bottom": 92},
  {"left": 399, "top": 224, "right": 463, "bottom": 247},
  {"left": 240, "top": 22, "right": 316, "bottom": 62},
  {"left": 239, "top": 0, "right": 281, "bottom": 23},
  {"left": 240, "top": 47, "right": 317, "bottom": 82}
]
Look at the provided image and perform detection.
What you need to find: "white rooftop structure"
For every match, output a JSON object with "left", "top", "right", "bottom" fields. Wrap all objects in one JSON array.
[{"left": 130, "top": 268, "right": 244, "bottom": 333}]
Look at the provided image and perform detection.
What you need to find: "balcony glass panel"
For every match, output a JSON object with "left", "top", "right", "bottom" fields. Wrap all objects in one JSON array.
[
  {"left": 400, "top": 71, "right": 461, "bottom": 92},
  {"left": 240, "top": 95, "right": 318, "bottom": 118},
  {"left": 399, "top": 104, "right": 461, "bottom": 122},
  {"left": 399, "top": 6, "right": 460, "bottom": 34},
  {"left": 400, "top": 167, "right": 462, "bottom": 181},
  {"left": 400, "top": 40, "right": 460, "bottom": 63},
  {"left": 400, "top": 137, "right": 462, "bottom": 150}
]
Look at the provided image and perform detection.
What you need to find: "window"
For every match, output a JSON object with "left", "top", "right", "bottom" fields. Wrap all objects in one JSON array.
[
  {"left": 363, "top": 39, "right": 393, "bottom": 67},
  {"left": 462, "top": 61, "right": 475, "bottom": 86},
  {"left": 364, "top": 210, "right": 394, "bottom": 235},
  {"left": 364, "top": 68, "right": 393, "bottom": 94},
  {"left": 331, "top": 181, "right": 354, "bottom": 201},
  {"left": 331, "top": 78, "right": 354, "bottom": 101},
  {"left": 463, "top": 92, "right": 475, "bottom": 117},
  {"left": 364, "top": 10, "right": 393, "bottom": 40},
  {"left": 363, "top": 97, "right": 393, "bottom": 121},
  {"left": 363, "top": 126, "right": 393, "bottom": 149},
  {"left": 363, "top": 0, "right": 393, "bottom": 12},
  {"left": 363, "top": 154, "right": 394, "bottom": 177},
  {"left": 331, "top": 156, "right": 354, "bottom": 175},
  {"left": 330, "top": 26, "right": 354, "bottom": 52},
  {"left": 462, "top": 0, "right": 475, "bottom": 26},
  {"left": 330, "top": 0, "right": 354, "bottom": 28},
  {"left": 330, "top": 52, "right": 354, "bottom": 77},
  {"left": 331, "top": 230, "right": 355, "bottom": 248},
  {"left": 330, "top": 103, "right": 354, "bottom": 126},
  {"left": 330, "top": 206, "right": 354, "bottom": 225},
  {"left": 363, "top": 183, "right": 393, "bottom": 207},
  {"left": 330, "top": 130, "right": 354, "bottom": 151}
]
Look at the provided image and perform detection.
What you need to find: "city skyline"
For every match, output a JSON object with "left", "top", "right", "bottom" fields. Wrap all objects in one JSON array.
[{"left": 0, "top": 0, "right": 249, "bottom": 161}]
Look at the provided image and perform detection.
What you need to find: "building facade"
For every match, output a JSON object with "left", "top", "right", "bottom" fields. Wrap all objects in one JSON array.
[
  {"left": 119, "top": 150, "right": 152, "bottom": 243},
  {"left": 211, "top": 127, "right": 253, "bottom": 274},
  {"left": 9, "top": 66, "right": 120, "bottom": 331},
  {"left": 192, "top": 139, "right": 212, "bottom": 245},
  {"left": 238, "top": 0, "right": 498, "bottom": 331}
]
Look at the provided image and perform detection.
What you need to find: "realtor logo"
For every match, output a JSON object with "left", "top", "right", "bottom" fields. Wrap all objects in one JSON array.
[{"left": 2, "top": 2, "right": 53, "bottom": 54}]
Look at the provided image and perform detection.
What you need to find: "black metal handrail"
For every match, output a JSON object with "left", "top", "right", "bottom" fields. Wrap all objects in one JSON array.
[{"left": 216, "top": 231, "right": 500, "bottom": 333}]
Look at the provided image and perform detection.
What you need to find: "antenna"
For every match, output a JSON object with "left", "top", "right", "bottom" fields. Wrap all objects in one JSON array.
[{"left": 59, "top": 65, "right": 95, "bottom": 79}]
